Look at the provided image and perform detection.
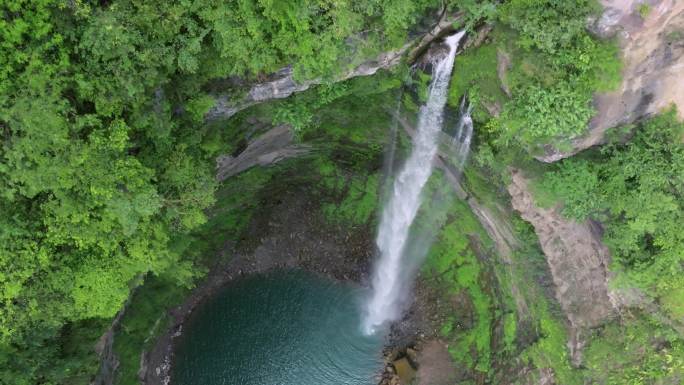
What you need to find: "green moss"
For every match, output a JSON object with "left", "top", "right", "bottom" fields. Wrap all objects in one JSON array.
[
  {"left": 638, "top": 3, "right": 651, "bottom": 18},
  {"left": 440, "top": 318, "right": 454, "bottom": 337},
  {"left": 113, "top": 276, "right": 189, "bottom": 385},
  {"left": 192, "top": 167, "right": 276, "bottom": 258},
  {"left": 666, "top": 30, "right": 684, "bottom": 43},
  {"left": 448, "top": 43, "right": 507, "bottom": 121},
  {"left": 462, "top": 166, "right": 501, "bottom": 209},
  {"left": 503, "top": 312, "right": 517, "bottom": 352},
  {"left": 422, "top": 197, "right": 495, "bottom": 375},
  {"left": 322, "top": 173, "right": 379, "bottom": 225},
  {"left": 520, "top": 311, "right": 579, "bottom": 385},
  {"left": 416, "top": 71, "right": 432, "bottom": 103}
]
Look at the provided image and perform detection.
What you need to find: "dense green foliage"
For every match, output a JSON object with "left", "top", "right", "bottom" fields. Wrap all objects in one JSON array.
[
  {"left": 492, "top": 0, "right": 621, "bottom": 150},
  {"left": 0, "top": 1, "right": 446, "bottom": 383},
  {"left": 538, "top": 110, "right": 684, "bottom": 303},
  {"left": 449, "top": 0, "right": 621, "bottom": 153},
  {"left": 444, "top": 22, "right": 683, "bottom": 377},
  {"left": 583, "top": 315, "right": 684, "bottom": 384},
  {"left": 4, "top": 0, "right": 682, "bottom": 384},
  {"left": 513, "top": 111, "right": 684, "bottom": 383}
]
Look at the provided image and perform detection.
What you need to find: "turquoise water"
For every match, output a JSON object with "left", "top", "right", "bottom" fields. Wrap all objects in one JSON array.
[{"left": 172, "top": 271, "right": 384, "bottom": 385}]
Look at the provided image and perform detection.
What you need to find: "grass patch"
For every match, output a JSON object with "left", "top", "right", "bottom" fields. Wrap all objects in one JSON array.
[
  {"left": 661, "top": 282, "right": 684, "bottom": 320},
  {"left": 638, "top": 3, "right": 651, "bottom": 18}
]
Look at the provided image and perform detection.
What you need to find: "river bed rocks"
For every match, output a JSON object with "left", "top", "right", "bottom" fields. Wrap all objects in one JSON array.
[
  {"left": 379, "top": 339, "right": 460, "bottom": 385},
  {"left": 380, "top": 356, "right": 416, "bottom": 385}
]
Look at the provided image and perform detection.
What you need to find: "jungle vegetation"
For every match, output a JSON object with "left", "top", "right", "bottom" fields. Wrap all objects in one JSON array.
[{"left": 1, "top": 0, "right": 682, "bottom": 384}]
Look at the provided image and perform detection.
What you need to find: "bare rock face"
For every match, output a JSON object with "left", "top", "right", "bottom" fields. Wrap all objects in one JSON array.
[
  {"left": 538, "top": 0, "right": 684, "bottom": 162},
  {"left": 497, "top": 49, "right": 512, "bottom": 97},
  {"left": 215, "top": 124, "right": 309, "bottom": 181},
  {"left": 507, "top": 169, "right": 617, "bottom": 364},
  {"left": 207, "top": 44, "right": 410, "bottom": 120},
  {"left": 419, "top": 43, "right": 451, "bottom": 68},
  {"left": 415, "top": 340, "right": 458, "bottom": 385}
]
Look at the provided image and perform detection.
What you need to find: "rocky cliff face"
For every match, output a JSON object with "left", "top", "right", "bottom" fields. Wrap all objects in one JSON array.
[
  {"left": 215, "top": 123, "right": 309, "bottom": 181},
  {"left": 539, "top": 0, "right": 684, "bottom": 162},
  {"left": 507, "top": 169, "right": 617, "bottom": 364},
  {"left": 205, "top": 12, "right": 465, "bottom": 121}
]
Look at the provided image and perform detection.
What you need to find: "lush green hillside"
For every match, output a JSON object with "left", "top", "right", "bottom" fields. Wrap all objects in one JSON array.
[
  {"left": 0, "top": 1, "right": 444, "bottom": 382},
  {"left": 2, "top": 1, "right": 683, "bottom": 384}
]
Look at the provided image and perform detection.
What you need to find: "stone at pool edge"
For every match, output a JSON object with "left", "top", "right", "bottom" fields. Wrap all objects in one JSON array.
[{"left": 393, "top": 357, "right": 416, "bottom": 385}]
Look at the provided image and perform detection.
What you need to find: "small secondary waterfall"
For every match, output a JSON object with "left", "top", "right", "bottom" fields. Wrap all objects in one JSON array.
[
  {"left": 451, "top": 97, "right": 474, "bottom": 171},
  {"left": 363, "top": 31, "right": 466, "bottom": 335}
]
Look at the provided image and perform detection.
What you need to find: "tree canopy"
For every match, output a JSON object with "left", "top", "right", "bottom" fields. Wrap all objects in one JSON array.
[
  {"left": 487, "top": 0, "right": 621, "bottom": 151},
  {"left": 539, "top": 109, "right": 684, "bottom": 300},
  {"left": 0, "top": 0, "right": 450, "bottom": 383}
]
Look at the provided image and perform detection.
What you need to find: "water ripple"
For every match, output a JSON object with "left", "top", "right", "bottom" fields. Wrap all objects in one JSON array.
[{"left": 172, "top": 270, "right": 384, "bottom": 385}]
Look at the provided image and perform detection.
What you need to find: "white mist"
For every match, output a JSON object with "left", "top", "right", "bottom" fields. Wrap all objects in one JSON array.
[{"left": 363, "top": 31, "right": 466, "bottom": 335}]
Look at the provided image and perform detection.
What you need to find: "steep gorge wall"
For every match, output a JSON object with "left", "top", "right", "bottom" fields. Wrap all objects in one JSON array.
[
  {"left": 539, "top": 0, "right": 684, "bottom": 161},
  {"left": 204, "top": 11, "right": 465, "bottom": 121},
  {"left": 507, "top": 169, "right": 617, "bottom": 364}
]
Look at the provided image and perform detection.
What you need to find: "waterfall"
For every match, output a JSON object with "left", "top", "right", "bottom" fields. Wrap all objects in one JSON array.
[
  {"left": 451, "top": 97, "right": 473, "bottom": 171},
  {"left": 382, "top": 93, "right": 403, "bottom": 195},
  {"left": 363, "top": 31, "right": 466, "bottom": 335}
]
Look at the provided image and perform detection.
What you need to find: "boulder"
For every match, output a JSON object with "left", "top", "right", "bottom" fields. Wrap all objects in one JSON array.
[{"left": 393, "top": 357, "right": 416, "bottom": 385}]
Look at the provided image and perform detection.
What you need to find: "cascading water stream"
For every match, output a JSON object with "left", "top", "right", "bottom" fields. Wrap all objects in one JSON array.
[
  {"left": 451, "top": 97, "right": 474, "bottom": 171},
  {"left": 363, "top": 31, "right": 466, "bottom": 335}
]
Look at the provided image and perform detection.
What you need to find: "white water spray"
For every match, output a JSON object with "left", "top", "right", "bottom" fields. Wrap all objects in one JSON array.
[
  {"left": 363, "top": 31, "right": 466, "bottom": 335},
  {"left": 451, "top": 97, "right": 473, "bottom": 170}
]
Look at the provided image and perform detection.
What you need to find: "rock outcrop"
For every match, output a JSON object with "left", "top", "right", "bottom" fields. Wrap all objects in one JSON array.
[
  {"left": 215, "top": 124, "right": 309, "bottom": 181},
  {"left": 507, "top": 169, "right": 616, "bottom": 364},
  {"left": 91, "top": 292, "right": 135, "bottom": 385},
  {"left": 538, "top": 0, "right": 684, "bottom": 162},
  {"left": 205, "top": 11, "right": 464, "bottom": 121},
  {"left": 415, "top": 340, "right": 458, "bottom": 385},
  {"left": 392, "top": 112, "right": 519, "bottom": 261}
]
